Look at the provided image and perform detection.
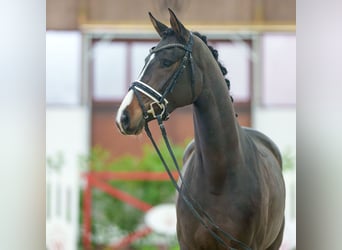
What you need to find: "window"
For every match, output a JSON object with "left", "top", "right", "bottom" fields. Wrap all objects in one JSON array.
[
  {"left": 91, "top": 38, "right": 252, "bottom": 104},
  {"left": 93, "top": 41, "right": 128, "bottom": 101},
  {"left": 92, "top": 40, "right": 157, "bottom": 102},
  {"left": 46, "top": 31, "right": 81, "bottom": 105},
  {"left": 215, "top": 41, "right": 251, "bottom": 102},
  {"left": 131, "top": 42, "right": 157, "bottom": 82},
  {"left": 261, "top": 33, "right": 296, "bottom": 106}
]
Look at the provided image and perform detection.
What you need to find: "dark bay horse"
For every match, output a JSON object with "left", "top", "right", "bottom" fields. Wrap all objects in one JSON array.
[{"left": 116, "top": 9, "right": 285, "bottom": 250}]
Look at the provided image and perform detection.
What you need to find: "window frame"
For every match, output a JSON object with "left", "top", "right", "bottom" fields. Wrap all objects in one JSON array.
[{"left": 89, "top": 36, "right": 253, "bottom": 110}]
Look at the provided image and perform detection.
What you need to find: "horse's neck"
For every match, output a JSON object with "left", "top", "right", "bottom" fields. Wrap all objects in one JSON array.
[{"left": 193, "top": 70, "right": 242, "bottom": 194}]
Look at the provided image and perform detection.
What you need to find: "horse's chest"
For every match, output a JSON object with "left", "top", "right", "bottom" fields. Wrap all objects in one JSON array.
[
  {"left": 177, "top": 213, "right": 224, "bottom": 249},
  {"left": 194, "top": 227, "right": 221, "bottom": 249},
  {"left": 178, "top": 214, "right": 242, "bottom": 250},
  {"left": 177, "top": 192, "right": 247, "bottom": 249}
]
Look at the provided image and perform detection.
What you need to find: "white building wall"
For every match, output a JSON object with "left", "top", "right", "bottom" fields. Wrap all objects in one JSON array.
[
  {"left": 46, "top": 107, "right": 90, "bottom": 250},
  {"left": 253, "top": 107, "right": 296, "bottom": 153}
]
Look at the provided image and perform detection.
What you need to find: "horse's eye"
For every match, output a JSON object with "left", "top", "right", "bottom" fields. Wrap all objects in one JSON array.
[{"left": 162, "top": 59, "right": 173, "bottom": 68}]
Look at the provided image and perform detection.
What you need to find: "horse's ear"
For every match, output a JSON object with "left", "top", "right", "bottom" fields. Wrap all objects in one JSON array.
[
  {"left": 149, "top": 12, "right": 168, "bottom": 38},
  {"left": 168, "top": 8, "right": 190, "bottom": 43}
]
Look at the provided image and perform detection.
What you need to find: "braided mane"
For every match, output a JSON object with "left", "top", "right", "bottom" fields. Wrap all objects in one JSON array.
[{"left": 192, "top": 32, "right": 231, "bottom": 92}]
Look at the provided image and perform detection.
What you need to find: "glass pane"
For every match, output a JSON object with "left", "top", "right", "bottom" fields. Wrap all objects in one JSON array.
[
  {"left": 262, "top": 34, "right": 296, "bottom": 106},
  {"left": 66, "top": 187, "right": 72, "bottom": 222},
  {"left": 131, "top": 42, "right": 157, "bottom": 82},
  {"left": 215, "top": 41, "right": 251, "bottom": 102},
  {"left": 46, "top": 31, "right": 81, "bottom": 105},
  {"left": 56, "top": 183, "right": 61, "bottom": 216},
  {"left": 93, "top": 41, "right": 127, "bottom": 101}
]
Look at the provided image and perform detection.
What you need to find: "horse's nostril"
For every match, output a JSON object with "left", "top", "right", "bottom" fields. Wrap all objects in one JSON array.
[{"left": 121, "top": 110, "right": 130, "bottom": 129}]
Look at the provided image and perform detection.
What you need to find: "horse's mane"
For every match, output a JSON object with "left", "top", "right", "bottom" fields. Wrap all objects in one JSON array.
[{"left": 192, "top": 32, "right": 231, "bottom": 93}]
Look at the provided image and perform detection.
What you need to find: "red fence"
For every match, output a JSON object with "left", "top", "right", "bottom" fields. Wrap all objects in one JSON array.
[{"left": 82, "top": 171, "right": 179, "bottom": 249}]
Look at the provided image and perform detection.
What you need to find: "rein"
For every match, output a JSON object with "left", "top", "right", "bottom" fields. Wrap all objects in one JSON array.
[{"left": 129, "top": 33, "right": 252, "bottom": 250}]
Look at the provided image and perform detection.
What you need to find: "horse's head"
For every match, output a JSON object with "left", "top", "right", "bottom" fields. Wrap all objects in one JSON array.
[{"left": 116, "top": 9, "right": 204, "bottom": 135}]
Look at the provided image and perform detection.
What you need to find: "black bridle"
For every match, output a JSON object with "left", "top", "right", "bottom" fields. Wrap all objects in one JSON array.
[
  {"left": 129, "top": 33, "right": 252, "bottom": 250},
  {"left": 129, "top": 33, "right": 195, "bottom": 122}
]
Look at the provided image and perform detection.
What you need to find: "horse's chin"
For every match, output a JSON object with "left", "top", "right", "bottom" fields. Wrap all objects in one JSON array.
[
  {"left": 117, "top": 118, "right": 145, "bottom": 136},
  {"left": 132, "top": 125, "right": 144, "bottom": 135}
]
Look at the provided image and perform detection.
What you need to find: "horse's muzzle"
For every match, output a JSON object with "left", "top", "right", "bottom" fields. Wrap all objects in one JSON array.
[{"left": 116, "top": 109, "right": 144, "bottom": 135}]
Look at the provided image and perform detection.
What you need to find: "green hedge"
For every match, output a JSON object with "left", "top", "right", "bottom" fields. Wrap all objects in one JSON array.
[{"left": 79, "top": 140, "right": 188, "bottom": 248}]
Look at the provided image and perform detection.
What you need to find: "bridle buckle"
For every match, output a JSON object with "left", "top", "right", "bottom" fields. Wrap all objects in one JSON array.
[{"left": 147, "top": 100, "right": 169, "bottom": 119}]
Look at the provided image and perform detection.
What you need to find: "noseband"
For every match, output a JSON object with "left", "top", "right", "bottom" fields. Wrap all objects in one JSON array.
[{"left": 129, "top": 33, "right": 195, "bottom": 122}]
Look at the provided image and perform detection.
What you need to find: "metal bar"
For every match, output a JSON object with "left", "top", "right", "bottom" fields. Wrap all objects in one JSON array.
[
  {"left": 111, "top": 227, "right": 153, "bottom": 249},
  {"left": 90, "top": 176, "right": 153, "bottom": 212},
  {"left": 89, "top": 171, "right": 179, "bottom": 181},
  {"left": 81, "top": 171, "right": 178, "bottom": 249},
  {"left": 80, "top": 23, "right": 296, "bottom": 36}
]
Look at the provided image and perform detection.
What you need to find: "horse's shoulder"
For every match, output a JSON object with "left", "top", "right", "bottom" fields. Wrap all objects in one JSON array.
[{"left": 242, "top": 127, "right": 282, "bottom": 168}]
